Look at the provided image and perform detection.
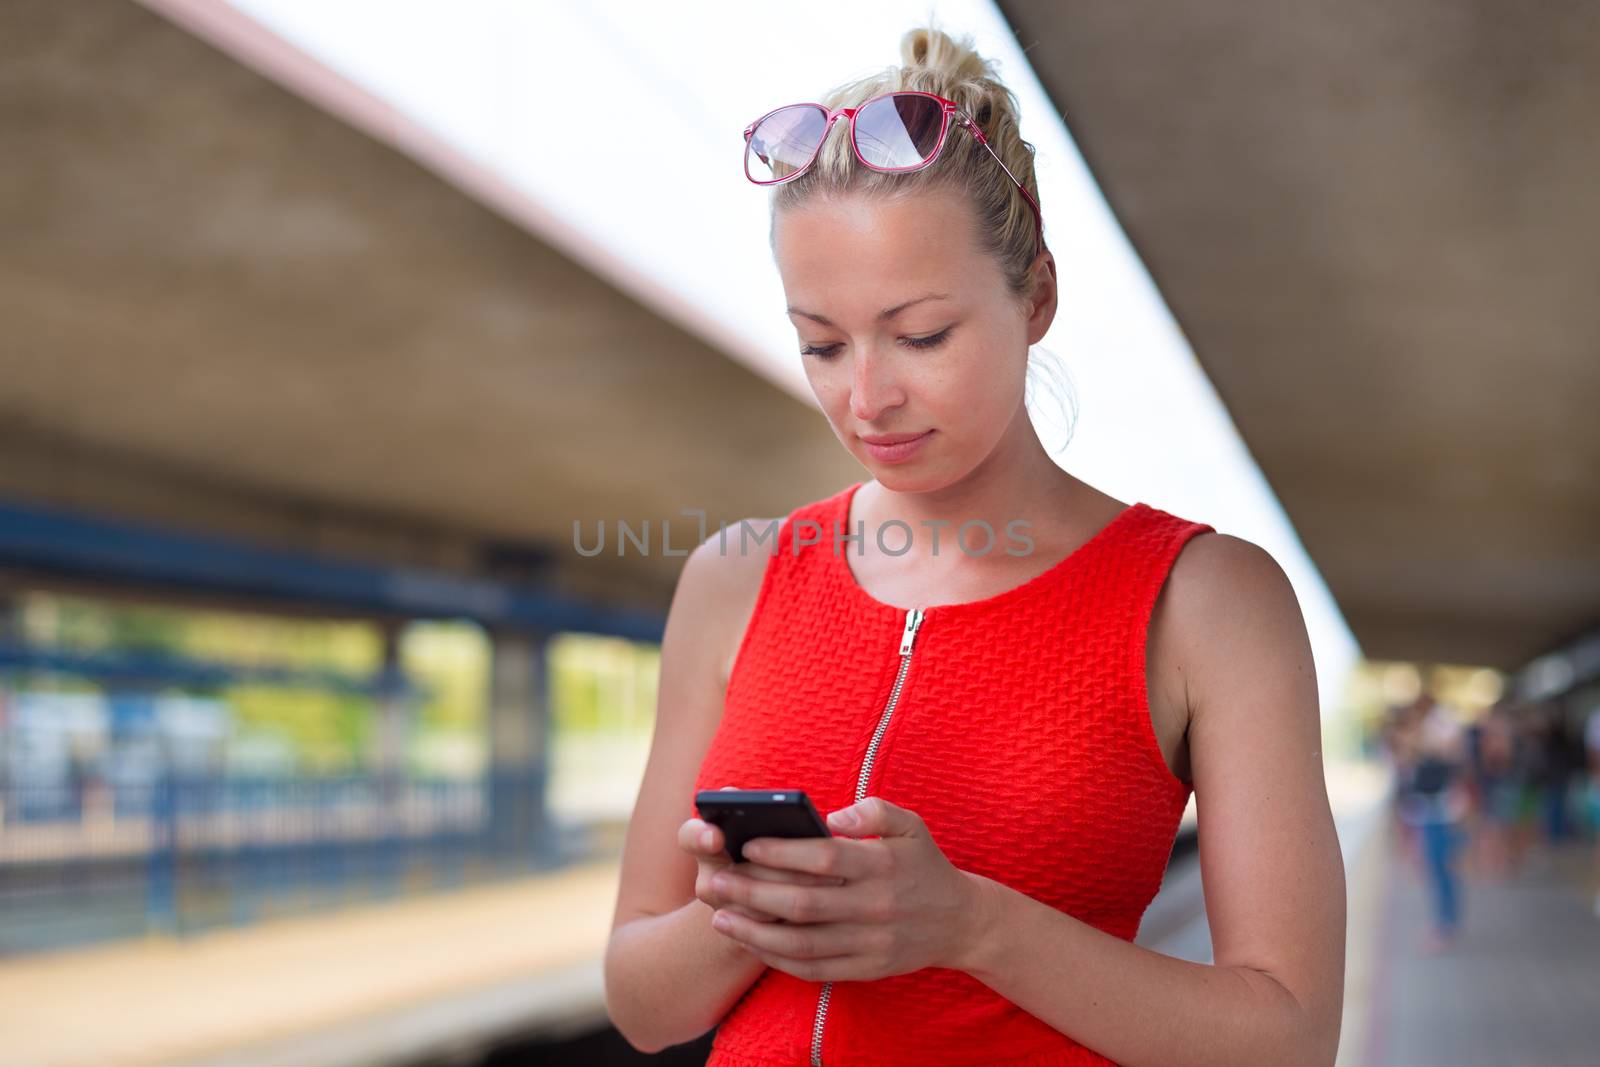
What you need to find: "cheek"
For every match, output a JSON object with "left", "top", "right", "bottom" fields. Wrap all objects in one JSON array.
[
  {"left": 933, "top": 347, "right": 1004, "bottom": 412},
  {"left": 804, "top": 363, "right": 846, "bottom": 409},
  {"left": 932, "top": 348, "right": 1024, "bottom": 446},
  {"left": 805, "top": 368, "right": 855, "bottom": 436}
]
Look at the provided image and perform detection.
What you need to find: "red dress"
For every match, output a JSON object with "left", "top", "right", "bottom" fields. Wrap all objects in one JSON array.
[{"left": 691, "top": 481, "right": 1215, "bottom": 1066}]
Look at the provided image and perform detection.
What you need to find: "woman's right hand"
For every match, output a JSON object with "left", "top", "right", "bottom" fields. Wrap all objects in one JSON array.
[{"left": 681, "top": 785, "right": 845, "bottom": 926}]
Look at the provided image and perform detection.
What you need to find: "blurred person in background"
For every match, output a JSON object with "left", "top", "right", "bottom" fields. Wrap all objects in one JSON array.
[
  {"left": 1465, "top": 698, "right": 1524, "bottom": 880},
  {"left": 1585, "top": 703, "right": 1600, "bottom": 917},
  {"left": 1521, "top": 704, "right": 1579, "bottom": 867},
  {"left": 1379, "top": 697, "right": 1426, "bottom": 873},
  {"left": 1461, "top": 708, "right": 1485, "bottom": 823},
  {"left": 1549, "top": 707, "right": 1585, "bottom": 845},
  {"left": 1510, "top": 708, "right": 1547, "bottom": 863},
  {"left": 1394, "top": 693, "right": 1470, "bottom": 952}
]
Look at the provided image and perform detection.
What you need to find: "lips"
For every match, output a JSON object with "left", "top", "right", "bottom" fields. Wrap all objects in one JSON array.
[
  {"left": 859, "top": 429, "right": 934, "bottom": 465},
  {"left": 859, "top": 431, "right": 932, "bottom": 445}
]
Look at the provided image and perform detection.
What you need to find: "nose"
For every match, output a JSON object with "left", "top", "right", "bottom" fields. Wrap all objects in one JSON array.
[{"left": 848, "top": 345, "right": 906, "bottom": 423}]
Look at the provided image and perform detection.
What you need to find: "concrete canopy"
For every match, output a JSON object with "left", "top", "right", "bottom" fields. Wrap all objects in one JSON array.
[
  {"left": 0, "top": 0, "right": 860, "bottom": 617},
  {"left": 998, "top": 1, "right": 1600, "bottom": 669}
]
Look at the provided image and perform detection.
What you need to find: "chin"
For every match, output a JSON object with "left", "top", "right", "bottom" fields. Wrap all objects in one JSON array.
[{"left": 860, "top": 465, "right": 939, "bottom": 492}]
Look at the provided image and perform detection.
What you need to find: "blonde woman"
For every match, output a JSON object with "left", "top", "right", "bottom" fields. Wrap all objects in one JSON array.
[{"left": 606, "top": 22, "right": 1346, "bottom": 1067}]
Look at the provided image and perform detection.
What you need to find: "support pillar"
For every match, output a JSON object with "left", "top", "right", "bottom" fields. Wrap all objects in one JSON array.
[
  {"left": 372, "top": 618, "right": 409, "bottom": 778},
  {"left": 487, "top": 626, "right": 554, "bottom": 868}
]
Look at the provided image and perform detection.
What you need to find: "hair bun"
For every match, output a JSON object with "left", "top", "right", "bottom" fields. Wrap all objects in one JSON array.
[{"left": 899, "top": 25, "right": 1000, "bottom": 87}]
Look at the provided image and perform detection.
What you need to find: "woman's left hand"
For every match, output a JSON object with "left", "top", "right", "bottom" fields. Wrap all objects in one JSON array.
[{"left": 706, "top": 795, "right": 990, "bottom": 981}]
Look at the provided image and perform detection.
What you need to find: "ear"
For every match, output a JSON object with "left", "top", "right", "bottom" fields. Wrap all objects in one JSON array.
[{"left": 1024, "top": 248, "right": 1058, "bottom": 346}]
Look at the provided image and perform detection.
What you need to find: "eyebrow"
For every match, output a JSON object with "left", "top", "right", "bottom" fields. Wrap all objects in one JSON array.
[{"left": 786, "top": 292, "right": 953, "bottom": 328}]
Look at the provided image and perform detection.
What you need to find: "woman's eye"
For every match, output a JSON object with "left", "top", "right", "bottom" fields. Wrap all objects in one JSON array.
[
  {"left": 901, "top": 328, "right": 953, "bottom": 350},
  {"left": 800, "top": 328, "right": 952, "bottom": 359}
]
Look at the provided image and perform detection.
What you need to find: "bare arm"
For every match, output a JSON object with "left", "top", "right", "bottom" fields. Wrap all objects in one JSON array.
[
  {"left": 603, "top": 527, "right": 771, "bottom": 1054},
  {"left": 605, "top": 898, "right": 765, "bottom": 1054},
  {"left": 955, "top": 534, "right": 1346, "bottom": 1065}
]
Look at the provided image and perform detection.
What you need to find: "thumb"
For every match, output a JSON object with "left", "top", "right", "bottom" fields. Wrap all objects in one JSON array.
[{"left": 828, "top": 796, "right": 917, "bottom": 836}]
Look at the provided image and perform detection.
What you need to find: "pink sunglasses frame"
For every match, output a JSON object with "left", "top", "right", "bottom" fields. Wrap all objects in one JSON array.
[{"left": 743, "top": 89, "right": 1045, "bottom": 258}]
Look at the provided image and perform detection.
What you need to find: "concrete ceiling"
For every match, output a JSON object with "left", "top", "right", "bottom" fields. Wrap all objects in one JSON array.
[
  {"left": 4, "top": 1, "right": 1596, "bottom": 669},
  {"left": 997, "top": 1, "right": 1600, "bottom": 670},
  {"left": 0, "top": 0, "right": 858, "bottom": 617}
]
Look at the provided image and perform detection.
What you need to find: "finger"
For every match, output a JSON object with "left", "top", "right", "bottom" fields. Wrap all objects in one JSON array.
[
  {"left": 738, "top": 861, "right": 845, "bottom": 888},
  {"left": 679, "top": 818, "right": 721, "bottom": 853},
  {"left": 724, "top": 903, "right": 786, "bottom": 924},
  {"left": 740, "top": 835, "right": 863, "bottom": 882},
  {"left": 706, "top": 877, "right": 788, "bottom": 924},
  {"left": 713, "top": 867, "right": 855, "bottom": 924},
  {"left": 712, "top": 907, "right": 861, "bottom": 961},
  {"left": 828, "top": 796, "right": 922, "bottom": 839}
]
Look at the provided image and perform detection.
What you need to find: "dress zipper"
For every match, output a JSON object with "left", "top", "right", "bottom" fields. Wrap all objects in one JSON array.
[{"left": 810, "top": 605, "right": 926, "bottom": 1066}]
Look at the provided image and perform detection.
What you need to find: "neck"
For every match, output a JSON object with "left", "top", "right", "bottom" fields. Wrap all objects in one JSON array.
[{"left": 858, "top": 410, "right": 1080, "bottom": 567}]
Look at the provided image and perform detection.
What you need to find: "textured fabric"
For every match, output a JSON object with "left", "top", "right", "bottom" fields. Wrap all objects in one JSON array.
[{"left": 691, "top": 481, "right": 1215, "bottom": 1066}]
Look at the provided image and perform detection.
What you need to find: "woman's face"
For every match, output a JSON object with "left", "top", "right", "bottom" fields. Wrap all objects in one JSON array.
[{"left": 772, "top": 187, "right": 1053, "bottom": 489}]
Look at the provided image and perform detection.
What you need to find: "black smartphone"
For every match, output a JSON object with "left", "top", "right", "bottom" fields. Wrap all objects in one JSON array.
[{"left": 694, "top": 789, "right": 832, "bottom": 864}]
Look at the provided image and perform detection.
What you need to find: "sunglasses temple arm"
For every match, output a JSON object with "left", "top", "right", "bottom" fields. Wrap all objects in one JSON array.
[{"left": 966, "top": 126, "right": 1045, "bottom": 254}]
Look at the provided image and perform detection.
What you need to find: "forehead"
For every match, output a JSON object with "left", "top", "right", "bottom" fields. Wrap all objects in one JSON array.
[{"left": 773, "top": 189, "right": 983, "bottom": 302}]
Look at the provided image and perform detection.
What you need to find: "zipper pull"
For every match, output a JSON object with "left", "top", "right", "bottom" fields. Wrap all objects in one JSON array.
[{"left": 899, "top": 607, "right": 925, "bottom": 655}]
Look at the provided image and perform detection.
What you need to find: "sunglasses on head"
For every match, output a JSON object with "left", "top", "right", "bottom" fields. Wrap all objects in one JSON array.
[{"left": 743, "top": 90, "right": 1044, "bottom": 258}]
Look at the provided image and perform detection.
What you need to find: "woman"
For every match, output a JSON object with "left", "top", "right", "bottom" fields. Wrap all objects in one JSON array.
[
  {"left": 1395, "top": 695, "right": 1470, "bottom": 951},
  {"left": 1467, "top": 700, "right": 1523, "bottom": 879},
  {"left": 605, "top": 23, "right": 1346, "bottom": 1066}
]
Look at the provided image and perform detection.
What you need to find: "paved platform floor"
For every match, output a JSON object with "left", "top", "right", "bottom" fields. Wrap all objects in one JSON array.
[
  {"left": 0, "top": 861, "right": 621, "bottom": 1067},
  {"left": 1357, "top": 816, "right": 1600, "bottom": 1067}
]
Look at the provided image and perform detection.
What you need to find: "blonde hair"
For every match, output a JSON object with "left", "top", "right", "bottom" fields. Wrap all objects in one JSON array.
[{"left": 767, "top": 19, "right": 1078, "bottom": 454}]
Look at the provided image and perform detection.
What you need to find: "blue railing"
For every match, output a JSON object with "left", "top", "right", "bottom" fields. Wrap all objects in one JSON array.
[{"left": 0, "top": 765, "right": 565, "bottom": 957}]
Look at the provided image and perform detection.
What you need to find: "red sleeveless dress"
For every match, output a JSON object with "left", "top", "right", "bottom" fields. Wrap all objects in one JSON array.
[{"left": 691, "top": 481, "right": 1215, "bottom": 1067}]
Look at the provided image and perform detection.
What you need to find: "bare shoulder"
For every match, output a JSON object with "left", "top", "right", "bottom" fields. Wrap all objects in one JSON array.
[
  {"left": 1145, "top": 529, "right": 1311, "bottom": 762},
  {"left": 1169, "top": 528, "right": 1293, "bottom": 596},
  {"left": 1171, "top": 531, "right": 1305, "bottom": 659}
]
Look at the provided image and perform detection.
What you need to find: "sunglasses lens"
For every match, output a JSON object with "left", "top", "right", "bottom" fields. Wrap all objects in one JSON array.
[
  {"left": 853, "top": 93, "right": 944, "bottom": 169},
  {"left": 747, "top": 105, "right": 828, "bottom": 182}
]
